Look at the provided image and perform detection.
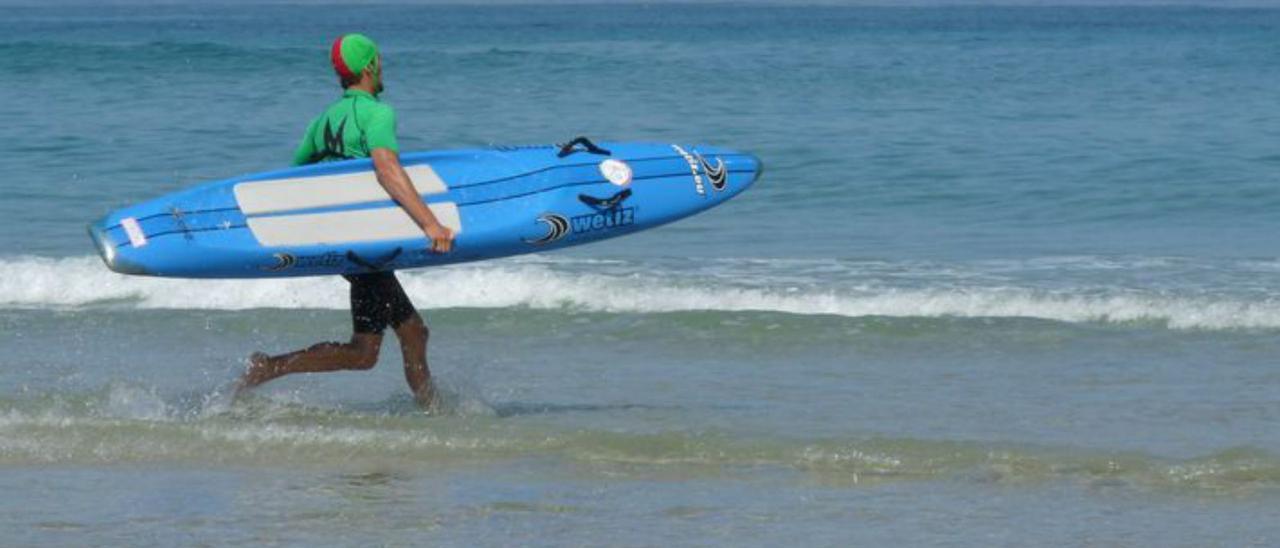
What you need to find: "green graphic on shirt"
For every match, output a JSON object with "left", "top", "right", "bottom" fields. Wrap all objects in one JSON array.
[{"left": 293, "top": 89, "right": 398, "bottom": 166}]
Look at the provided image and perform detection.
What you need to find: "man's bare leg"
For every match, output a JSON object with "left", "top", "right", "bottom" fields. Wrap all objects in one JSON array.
[
  {"left": 236, "top": 333, "right": 383, "bottom": 394},
  {"left": 394, "top": 313, "right": 435, "bottom": 409}
]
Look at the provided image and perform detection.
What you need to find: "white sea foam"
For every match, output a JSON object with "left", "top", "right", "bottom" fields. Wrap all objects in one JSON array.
[{"left": 3, "top": 255, "right": 1280, "bottom": 330}]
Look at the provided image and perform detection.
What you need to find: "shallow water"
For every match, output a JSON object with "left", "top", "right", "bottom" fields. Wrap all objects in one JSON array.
[{"left": 3, "top": 2, "right": 1280, "bottom": 546}]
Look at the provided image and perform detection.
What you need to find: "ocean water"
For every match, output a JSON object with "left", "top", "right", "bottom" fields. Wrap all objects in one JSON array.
[{"left": 3, "top": 3, "right": 1280, "bottom": 546}]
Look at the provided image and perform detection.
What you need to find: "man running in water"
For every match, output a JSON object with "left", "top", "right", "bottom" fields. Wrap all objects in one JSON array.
[{"left": 236, "top": 34, "right": 454, "bottom": 408}]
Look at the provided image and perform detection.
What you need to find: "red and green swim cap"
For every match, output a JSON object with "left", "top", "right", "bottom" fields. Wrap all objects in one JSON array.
[{"left": 330, "top": 33, "right": 379, "bottom": 80}]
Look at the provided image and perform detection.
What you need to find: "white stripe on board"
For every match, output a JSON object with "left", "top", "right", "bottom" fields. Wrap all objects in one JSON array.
[
  {"left": 234, "top": 164, "right": 448, "bottom": 215},
  {"left": 245, "top": 203, "right": 462, "bottom": 247}
]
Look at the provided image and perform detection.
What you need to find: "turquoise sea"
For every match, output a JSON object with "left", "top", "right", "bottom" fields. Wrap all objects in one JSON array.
[{"left": 2, "top": 2, "right": 1280, "bottom": 546}]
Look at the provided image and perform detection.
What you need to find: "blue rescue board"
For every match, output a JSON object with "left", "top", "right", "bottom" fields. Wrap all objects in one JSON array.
[{"left": 88, "top": 139, "right": 762, "bottom": 278}]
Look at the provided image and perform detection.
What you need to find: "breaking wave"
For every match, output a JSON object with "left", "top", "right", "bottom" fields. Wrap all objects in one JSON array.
[{"left": 4, "top": 255, "right": 1280, "bottom": 330}]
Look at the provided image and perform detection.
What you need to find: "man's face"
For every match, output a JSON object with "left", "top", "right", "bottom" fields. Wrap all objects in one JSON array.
[{"left": 373, "top": 55, "right": 384, "bottom": 95}]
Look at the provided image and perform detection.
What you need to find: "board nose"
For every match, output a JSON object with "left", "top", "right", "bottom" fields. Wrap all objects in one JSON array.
[
  {"left": 87, "top": 223, "right": 118, "bottom": 272},
  {"left": 732, "top": 153, "right": 763, "bottom": 193},
  {"left": 87, "top": 221, "right": 149, "bottom": 275},
  {"left": 749, "top": 153, "right": 764, "bottom": 184}
]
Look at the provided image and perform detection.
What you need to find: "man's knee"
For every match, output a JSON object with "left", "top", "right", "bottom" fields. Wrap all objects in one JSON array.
[
  {"left": 347, "top": 336, "right": 382, "bottom": 370},
  {"left": 396, "top": 314, "right": 428, "bottom": 344}
]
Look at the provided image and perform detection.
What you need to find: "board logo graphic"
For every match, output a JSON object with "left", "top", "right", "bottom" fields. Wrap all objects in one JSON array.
[
  {"left": 671, "top": 144, "right": 706, "bottom": 196},
  {"left": 525, "top": 189, "right": 637, "bottom": 246},
  {"left": 570, "top": 206, "right": 635, "bottom": 234},
  {"left": 492, "top": 144, "right": 557, "bottom": 152},
  {"left": 260, "top": 252, "right": 347, "bottom": 272},
  {"left": 696, "top": 153, "right": 727, "bottom": 191},
  {"left": 262, "top": 252, "right": 297, "bottom": 271},
  {"left": 524, "top": 214, "right": 571, "bottom": 245},
  {"left": 296, "top": 252, "right": 344, "bottom": 269}
]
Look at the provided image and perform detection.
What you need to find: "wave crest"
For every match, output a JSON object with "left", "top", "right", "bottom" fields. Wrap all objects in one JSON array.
[{"left": 3, "top": 255, "right": 1280, "bottom": 330}]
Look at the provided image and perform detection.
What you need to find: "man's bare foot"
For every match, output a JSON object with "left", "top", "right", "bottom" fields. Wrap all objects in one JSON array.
[
  {"left": 233, "top": 352, "right": 272, "bottom": 398},
  {"left": 414, "top": 381, "right": 438, "bottom": 413}
]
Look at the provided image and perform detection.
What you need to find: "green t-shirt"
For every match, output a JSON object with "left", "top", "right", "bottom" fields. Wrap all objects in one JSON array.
[{"left": 293, "top": 89, "right": 399, "bottom": 166}]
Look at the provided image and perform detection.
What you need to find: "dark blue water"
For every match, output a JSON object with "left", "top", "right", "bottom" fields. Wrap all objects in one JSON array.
[{"left": 2, "top": 4, "right": 1280, "bottom": 546}]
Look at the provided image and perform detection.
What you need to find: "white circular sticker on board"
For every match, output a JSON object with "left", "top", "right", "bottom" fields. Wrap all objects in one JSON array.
[{"left": 598, "top": 159, "right": 633, "bottom": 187}]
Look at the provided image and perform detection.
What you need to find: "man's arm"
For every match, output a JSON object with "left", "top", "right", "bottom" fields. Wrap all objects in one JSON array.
[{"left": 371, "top": 147, "right": 454, "bottom": 253}]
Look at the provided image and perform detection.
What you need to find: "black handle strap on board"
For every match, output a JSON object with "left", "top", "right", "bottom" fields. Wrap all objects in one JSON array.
[
  {"left": 578, "top": 188, "right": 632, "bottom": 211},
  {"left": 346, "top": 247, "right": 403, "bottom": 271},
  {"left": 557, "top": 136, "right": 611, "bottom": 158}
]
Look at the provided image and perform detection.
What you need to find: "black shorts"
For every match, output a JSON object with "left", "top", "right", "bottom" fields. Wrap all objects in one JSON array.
[{"left": 343, "top": 271, "right": 416, "bottom": 334}]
